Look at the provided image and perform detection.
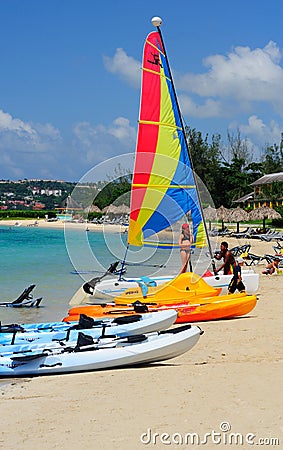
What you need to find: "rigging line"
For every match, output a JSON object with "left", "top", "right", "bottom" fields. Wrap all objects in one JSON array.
[
  {"left": 122, "top": 261, "right": 166, "bottom": 268},
  {"left": 119, "top": 244, "right": 129, "bottom": 281},
  {"left": 155, "top": 23, "right": 216, "bottom": 274}
]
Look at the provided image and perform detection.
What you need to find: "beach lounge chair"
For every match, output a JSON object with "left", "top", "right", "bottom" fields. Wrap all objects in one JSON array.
[
  {"left": 272, "top": 240, "right": 283, "bottom": 253},
  {"left": 217, "top": 227, "right": 232, "bottom": 236},
  {"left": 232, "top": 227, "right": 256, "bottom": 239},
  {"left": 230, "top": 244, "right": 251, "bottom": 256},
  {"left": 0, "top": 285, "right": 42, "bottom": 307},
  {"left": 241, "top": 253, "right": 267, "bottom": 266},
  {"left": 264, "top": 254, "right": 283, "bottom": 264}
]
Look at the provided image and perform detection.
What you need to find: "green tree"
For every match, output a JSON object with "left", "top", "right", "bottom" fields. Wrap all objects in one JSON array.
[
  {"left": 261, "top": 136, "right": 283, "bottom": 173},
  {"left": 185, "top": 126, "right": 223, "bottom": 206}
]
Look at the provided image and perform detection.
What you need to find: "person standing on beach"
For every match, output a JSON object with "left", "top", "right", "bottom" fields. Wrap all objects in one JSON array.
[
  {"left": 213, "top": 241, "right": 235, "bottom": 275},
  {"left": 178, "top": 223, "right": 193, "bottom": 270},
  {"left": 227, "top": 257, "right": 246, "bottom": 294}
]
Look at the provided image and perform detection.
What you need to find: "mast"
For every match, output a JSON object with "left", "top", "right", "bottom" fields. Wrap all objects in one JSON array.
[{"left": 151, "top": 17, "right": 217, "bottom": 275}]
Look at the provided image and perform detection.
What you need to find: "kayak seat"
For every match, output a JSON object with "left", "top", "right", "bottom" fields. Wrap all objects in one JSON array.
[
  {"left": 113, "top": 315, "right": 142, "bottom": 325},
  {"left": 74, "top": 332, "right": 95, "bottom": 352},
  {"left": 76, "top": 314, "right": 103, "bottom": 329},
  {"left": 159, "top": 324, "right": 192, "bottom": 335},
  {"left": 132, "top": 301, "right": 149, "bottom": 313},
  {"left": 126, "top": 334, "right": 147, "bottom": 343}
]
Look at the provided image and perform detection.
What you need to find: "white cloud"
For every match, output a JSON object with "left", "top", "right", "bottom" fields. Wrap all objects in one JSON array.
[
  {"left": 72, "top": 116, "right": 136, "bottom": 165},
  {"left": 0, "top": 109, "right": 61, "bottom": 150},
  {"left": 0, "top": 109, "right": 63, "bottom": 179},
  {"left": 103, "top": 48, "right": 141, "bottom": 88},
  {"left": 179, "top": 95, "right": 223, "bottom": 118},
  {"left": 234, "top": 115, "right": 281, "bottom": 146},
  {"left": 108, "top": 117, "right": 136, "bottom": 143},
  {"left": 0, "top": 110, "right": 36, "bottom": 137},
  {"left": 177, "top": 41, "right": 283, "bottom": 116}
]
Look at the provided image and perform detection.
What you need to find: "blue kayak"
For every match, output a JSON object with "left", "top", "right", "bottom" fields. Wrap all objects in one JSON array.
[{"left": 0, "top": 310, "right": 177, "bottom": 349}]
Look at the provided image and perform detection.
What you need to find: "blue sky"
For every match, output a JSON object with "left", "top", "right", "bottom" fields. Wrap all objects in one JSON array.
[{"left": 0, "top": 0, "right": 282, "bottom": 182}]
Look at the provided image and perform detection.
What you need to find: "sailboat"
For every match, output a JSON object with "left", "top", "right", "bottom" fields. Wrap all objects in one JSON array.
[{"left": 69, "top": 17, "right": 258, "bottom": 306}]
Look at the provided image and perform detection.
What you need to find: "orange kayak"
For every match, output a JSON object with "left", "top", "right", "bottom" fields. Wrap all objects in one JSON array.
[
  {"left": 175, "top": 295, "right": 257, "bottom": 323},
  {"left": 63, "top": 293, "right": 257, "bottom": 324},
  {"left": 114, "top": 272, "right": 221, "bottom": 306}
]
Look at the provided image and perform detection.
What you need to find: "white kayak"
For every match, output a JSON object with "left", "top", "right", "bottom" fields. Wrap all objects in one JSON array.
[
  {"left": 0, "top": 324, "right": 203, "bottom": 376},
  {"left": 0, "top": 310, "right": 177, "bottom": 347},
  {"left": 69, "top": 271, "right": 259, "bottom": 305}
]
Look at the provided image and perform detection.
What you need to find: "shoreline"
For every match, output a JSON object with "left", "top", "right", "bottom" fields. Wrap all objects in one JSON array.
[{"left": 0, "top": 218, "right": 128, "bottom": 233}]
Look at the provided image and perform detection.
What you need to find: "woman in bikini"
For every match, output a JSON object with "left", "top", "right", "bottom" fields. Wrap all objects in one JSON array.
[{"left": 178, "top": 223, "right": 193, "bottom": 270}]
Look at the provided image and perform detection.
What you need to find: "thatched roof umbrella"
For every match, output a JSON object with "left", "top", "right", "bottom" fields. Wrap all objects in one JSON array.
[
  {"left": 216, "top": 205, "right": 231, "bottom": 231},
  {"left": 103, "top": 204, "right": 119, "bottom": 215},
  {"left": 65, "top": 195, "right": 82, "bottom": 210},
  {"left": 248, "top": 206, "right": 281, "bottom": 232},
  {"left": 115, "top": 203, "right": 130, "bottom": 214},
  {"left": 229, "top": 207, "right": 249, "bottom": 233},
  {"left": 203, "top": 205, "right": 217, "bottom": 231},
  {"left": 84, "top": 205, "right": 101, "bottom": 213}
]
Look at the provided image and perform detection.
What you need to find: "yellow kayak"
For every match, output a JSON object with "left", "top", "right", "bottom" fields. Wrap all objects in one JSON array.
[{"left": 114, "top": 272, "right": 222, "bottom": 306}]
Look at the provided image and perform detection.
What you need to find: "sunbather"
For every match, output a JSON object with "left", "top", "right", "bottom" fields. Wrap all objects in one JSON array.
[{"left": 262, "top": 258, "right": 280, "bottom": 275}]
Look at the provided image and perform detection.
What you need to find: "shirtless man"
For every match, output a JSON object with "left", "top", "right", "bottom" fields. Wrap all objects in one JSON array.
[{"left": 214, "top": 241, "right": 236, "bottom": 275}]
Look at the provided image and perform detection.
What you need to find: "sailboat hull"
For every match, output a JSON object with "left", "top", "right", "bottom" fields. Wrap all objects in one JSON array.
[{"left": 69, "top": 270, "right": 259, "bottom": 306}]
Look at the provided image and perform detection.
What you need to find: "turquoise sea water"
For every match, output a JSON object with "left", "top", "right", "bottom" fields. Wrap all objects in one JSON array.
[
  {"left": 0, "top": 224, "right": 210, "bottom": 326},
  {"left": 0, "top": 225, "right": 183, "bottom": 325}
]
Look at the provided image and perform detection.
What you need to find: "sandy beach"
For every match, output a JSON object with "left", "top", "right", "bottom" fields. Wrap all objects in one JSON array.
[
  {"left": 0, "top": 230, "right": 282, "bottom": 449},
  {"left": 0, "top": 218, "right": 128, "bottom": 233}
]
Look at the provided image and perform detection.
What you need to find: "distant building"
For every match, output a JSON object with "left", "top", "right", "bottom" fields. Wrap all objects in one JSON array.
[
  {"left": 31, "top": 188, "right": 62, "bottom": 196},
  {"left": 33, "top": 202, "right": 46, "bottom": 210},
  {"left": 234, "top": 172, "right": 283, "bottom": 209}
]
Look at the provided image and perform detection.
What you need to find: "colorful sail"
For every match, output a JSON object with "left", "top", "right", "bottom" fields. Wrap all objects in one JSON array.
[{"left": 128, "top": 31, "right": 206, "bottom": 248}]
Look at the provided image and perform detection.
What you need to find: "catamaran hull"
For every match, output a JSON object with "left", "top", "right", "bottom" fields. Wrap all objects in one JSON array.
[
  {"left": 69, "top": 271, "right": 259, "bottom": 305},
  {"left": 204, "top": 271, "right": 259, "bottom": 294},
  {"left": 0, "top": 325, "right": 202, "bottom": 376}
]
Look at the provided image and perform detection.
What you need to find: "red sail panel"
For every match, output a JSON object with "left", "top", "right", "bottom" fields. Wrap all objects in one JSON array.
[{"left": 131, "top": 32, "right": 163, "bottom": 222}]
